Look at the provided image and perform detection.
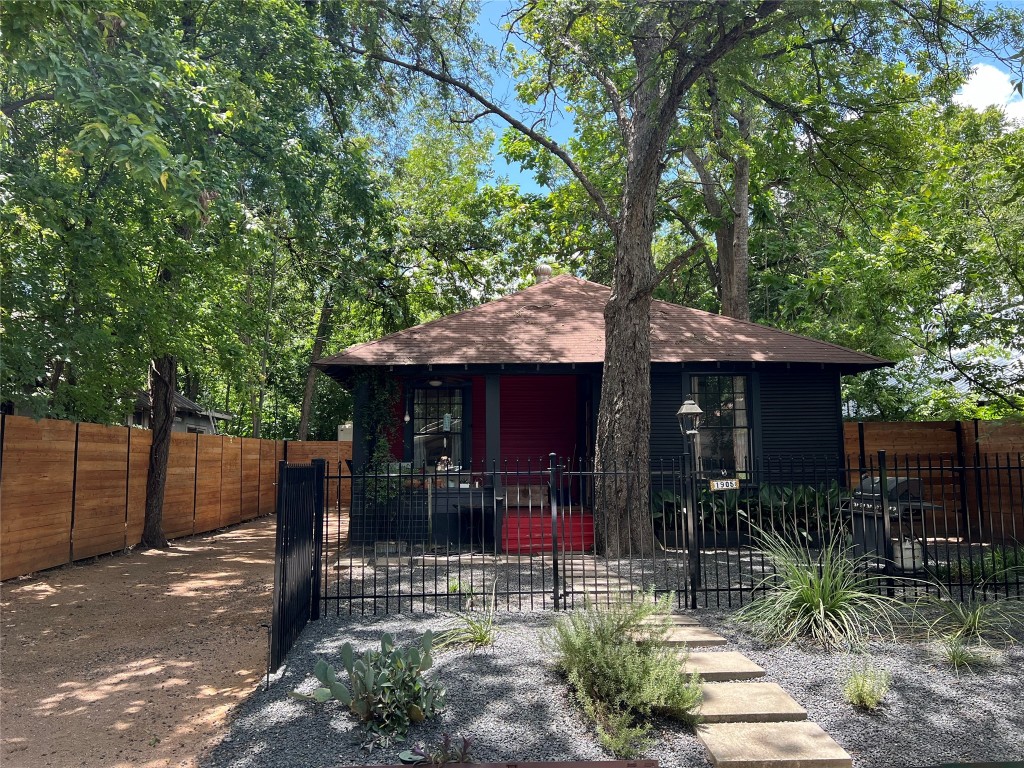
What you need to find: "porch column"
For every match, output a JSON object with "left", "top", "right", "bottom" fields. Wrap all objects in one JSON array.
[
  {"left": 485, "top": 375, "right": 500, "bottom": 476},
  {"left": 351, "top": 377, "right": 369, "bottom": 468}
]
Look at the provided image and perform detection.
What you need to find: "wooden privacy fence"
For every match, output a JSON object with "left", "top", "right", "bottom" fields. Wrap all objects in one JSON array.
[
  {"left": 844, "top": 420, "right": 1024, "bottom": 545},
  {"left": 0, "top": 415, "right": 351, "bottom": 581}
]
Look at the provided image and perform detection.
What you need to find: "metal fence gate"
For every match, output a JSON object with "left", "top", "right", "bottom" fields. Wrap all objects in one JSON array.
[{"left": 269, "top": 459, "right": 325, "bottom": 672}]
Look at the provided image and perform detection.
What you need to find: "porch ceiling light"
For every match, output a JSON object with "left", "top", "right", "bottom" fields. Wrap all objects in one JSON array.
[
  {"left": 428, "top": 379, "right": 443, "bottom": 387},
  {"left": 676, "top": 399, "right": 703, "bottom": 436}
]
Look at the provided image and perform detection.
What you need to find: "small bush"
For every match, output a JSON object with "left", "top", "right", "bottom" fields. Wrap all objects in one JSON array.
[
  {"left": 843, "top": 664, "right": 891, "bottom": 711},
  {"left": 399, "top": 733, "right": 472, "bottom": 765},
  {"left": 733, "top": 524, "right": 907, "bottom": 649},
  {"left": 549, "top": 595, "right": 702, "bottom": 758},
  {"left": 933, "top": 547, "right": 1022, "bottom": 586},
  {"left": 290, "top": 631, "right": 444, "bottom": 748}
]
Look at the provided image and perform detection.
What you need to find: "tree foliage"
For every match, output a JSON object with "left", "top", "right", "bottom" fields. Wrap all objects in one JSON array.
[{"left": 3, "top": 1, "right": 1022, "bottom": 543}]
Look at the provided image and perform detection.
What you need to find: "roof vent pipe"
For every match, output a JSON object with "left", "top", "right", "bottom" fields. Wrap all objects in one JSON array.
[{"left": 534, "top": 262, "right": 553, "bottom": 283}]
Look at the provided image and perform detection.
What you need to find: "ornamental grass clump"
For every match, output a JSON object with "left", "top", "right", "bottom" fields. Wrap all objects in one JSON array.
[
  {"left": 939, "top": 635, "right": 999, "bottom": 673},
  {"left": 733, "top": 525, "right": 907, "bottom": 649},
  {"left": 549, "top": 595, "right": 702, "bottom": 758},
  {"left": 842, "top": 664, "right": 891, "bottom": 711},
  {"left": 435, "top": 582, "right": 498, "bottom": 652}
]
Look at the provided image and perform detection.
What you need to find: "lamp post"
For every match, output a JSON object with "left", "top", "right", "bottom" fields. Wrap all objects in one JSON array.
[{"left": 676, "top": 399, "right": 703, "bottom": 608}]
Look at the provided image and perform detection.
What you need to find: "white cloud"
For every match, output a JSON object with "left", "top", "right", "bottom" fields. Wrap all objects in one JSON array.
[{"left": 954, "top": 63, "right": 1024, "bottom": 125}]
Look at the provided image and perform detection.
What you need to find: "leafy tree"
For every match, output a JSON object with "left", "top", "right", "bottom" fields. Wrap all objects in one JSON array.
[
  {"left": 1, "top": 0, "right": 368, "bottom": 544},
  {"left": 324, "top": 0, "right": 1021, "bottom": 555},
  {"left": 763, "top": 105, "right": 1023, "bottom": 418}
]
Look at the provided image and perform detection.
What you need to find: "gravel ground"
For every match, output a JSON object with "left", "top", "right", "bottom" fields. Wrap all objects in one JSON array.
[
  {"left": 699, "top": 610, "right": 1024, "bottom": 768},
  {"left": 202, "top": 605, "right": 1024, "bottom": 768},
  {"left": 200, "top": 612, "right": 709, "bottom": 768}
]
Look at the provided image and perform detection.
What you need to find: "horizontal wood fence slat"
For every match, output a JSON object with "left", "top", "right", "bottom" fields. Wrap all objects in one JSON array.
[
  {"left": 221, "top": 436, "right": 242, "bottom": 528},
  {"left": 0, "top": 417, "right": 76, "bottom": 580},
  {"left": 72, "top": 423, "right": 129, "bottom": 560},
  {"left": 845, "top": 419, "right": 1024, "bottom": 545},
  {"left": 126, "top": 429, "right": 151, "bottom": 545},
  {"left": 0, "top": 414, "right": 351, "bottom": 580}
]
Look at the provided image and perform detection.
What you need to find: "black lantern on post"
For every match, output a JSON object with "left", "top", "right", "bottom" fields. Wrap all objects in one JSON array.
[
  {"left": 676, "top": 399, "right": 703, "bottom": 436},
  {"left": 676, "top": 399, "right": 703, "bottom": 607}
]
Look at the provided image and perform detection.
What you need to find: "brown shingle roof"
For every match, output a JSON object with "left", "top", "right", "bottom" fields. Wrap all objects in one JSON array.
[{"left": 315, "top": 275, "right": 889, "bottom": 372}]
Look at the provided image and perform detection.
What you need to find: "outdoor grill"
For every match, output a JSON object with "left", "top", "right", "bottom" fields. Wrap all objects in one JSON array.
[{"left": 846, "top": 476, "right": 938, "bottom": 572}]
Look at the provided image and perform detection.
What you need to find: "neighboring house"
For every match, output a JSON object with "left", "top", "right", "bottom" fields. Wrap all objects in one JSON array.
[
  {"left": 130, "top": 391, "right": 232, "bottom": 435},
  {"left": 315, "top": 272, "right": 890, "bottom": 476}
]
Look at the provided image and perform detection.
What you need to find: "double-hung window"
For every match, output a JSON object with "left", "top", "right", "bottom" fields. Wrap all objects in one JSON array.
[{"left": 690, "top": 375, "right": 752, "bottom": 473}]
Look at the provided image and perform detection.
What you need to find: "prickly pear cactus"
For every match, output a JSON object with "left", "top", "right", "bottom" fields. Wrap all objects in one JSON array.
[{"left": 289, "top": 630, "right": 445, "bottom": 747}]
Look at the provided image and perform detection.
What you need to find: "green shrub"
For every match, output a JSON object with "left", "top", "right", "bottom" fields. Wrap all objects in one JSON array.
[
  {"left": 842, "top": 664, "right": 891, "bottom": 711},
  {"left": 549, "top": 595, "right": 702, "bottom": 758},
  {"left": 290, "top": 631, "right": 445, "bottom": 747},
  {"left": 733, "top": 524, "right": 907, "bottom": 649},
  {"left": 933, "top": 547, "right": 1022, "bottom": 586}
]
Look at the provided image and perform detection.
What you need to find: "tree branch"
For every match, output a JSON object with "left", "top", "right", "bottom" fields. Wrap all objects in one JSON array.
[
  {"left": 344, "top": 43, "right": 615, "bottom": 231},
  {"left": 653, "top": 240, "right": 704, "bottom": 288},
  {"left": 1, "top": 92, "right": 55, "bottom": 116}
]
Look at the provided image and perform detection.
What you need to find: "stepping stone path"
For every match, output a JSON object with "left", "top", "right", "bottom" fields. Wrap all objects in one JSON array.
[{"left": 656, "top": 613, "right": 853, "bottom": 768}]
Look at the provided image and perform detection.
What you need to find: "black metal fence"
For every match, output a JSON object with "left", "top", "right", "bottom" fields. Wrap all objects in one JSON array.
[
  {"left": 316, "top": 451, "right": 1022, "bottom": 615},
  {"left": 269, "top": 459, "right": 325, "bottom": 672}
]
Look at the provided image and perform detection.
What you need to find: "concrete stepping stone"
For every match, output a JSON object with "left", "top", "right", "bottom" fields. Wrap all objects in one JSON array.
[
  {"left": 697, "top": 721, "right": 852, "bottom": 767},
  {"left": 699, "top": 682, "right": 807, "bottom": 723},
  {"left": 659, "top": 625, "right": 727, "bottom": 647},
  {"left": 681, "top": 651, "right": 765, "bottom": 681}
]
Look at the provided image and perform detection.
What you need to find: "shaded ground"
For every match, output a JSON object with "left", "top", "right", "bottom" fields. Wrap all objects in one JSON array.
[{"left": 1, "top": 517, "right": 276, "bottom": 768}]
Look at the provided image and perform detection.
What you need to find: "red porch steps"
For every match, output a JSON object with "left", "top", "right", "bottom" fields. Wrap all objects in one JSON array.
[{"left": 501, "top": 509, "right": 595, "bottom": 554}]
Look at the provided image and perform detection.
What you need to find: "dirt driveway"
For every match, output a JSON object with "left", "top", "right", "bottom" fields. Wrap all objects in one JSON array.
[{"left": 1, "top": 517, "right": 276, "bottom": 768}]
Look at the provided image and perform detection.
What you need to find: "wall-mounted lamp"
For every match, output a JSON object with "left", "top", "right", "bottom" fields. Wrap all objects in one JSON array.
[
  {"left": 676, "top": 399, "right": 703, "bottom": 436},
  {"left": 403, "top": 409, "right": 411, "bottom": 424}
]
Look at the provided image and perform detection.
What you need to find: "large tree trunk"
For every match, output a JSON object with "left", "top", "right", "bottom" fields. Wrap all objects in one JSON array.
[
  {"left": 297, "top": 294, "right": 334, "bottom": 441},
  {"left": 720, "top": 113, "right": 751, "bottom": 321},
  {"left": 142, "top": 354, "right": 176, "bottom": 548},
  {"left": 594, "top": 157, "right": 659, "bottom": 557}
]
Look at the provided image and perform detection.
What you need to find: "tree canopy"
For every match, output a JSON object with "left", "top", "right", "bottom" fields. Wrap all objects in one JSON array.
[{"left": 2, "top": 0, "right": 1022, "bottom": 543}]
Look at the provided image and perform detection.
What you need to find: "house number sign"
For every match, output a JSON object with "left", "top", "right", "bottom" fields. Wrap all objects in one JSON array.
[{"left": 708, "top": 478, "right": 740, "bottom": 492}]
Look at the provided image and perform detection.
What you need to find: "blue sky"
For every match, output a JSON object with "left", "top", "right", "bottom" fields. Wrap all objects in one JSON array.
[{"left": 473, "top": 2, "right": 1024, "bottom": 195}]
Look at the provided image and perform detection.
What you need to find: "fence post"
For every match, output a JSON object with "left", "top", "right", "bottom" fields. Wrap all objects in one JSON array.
[
  {"left": 69, "top": 422, "right": 81, "bottom": 562},
  {"left": 858, "top": 422, "right": 866, "bottom": 470},
  {"left": 686, "top": 448, "right": 699, "bottom": 610},
  {"left": 971, "top": 419, "right": 985, "bottom": 544},
  {"left": 878, "top": 450, "right": 894, "bottom": 596},
  {"left": 269, "top": 460, "right": 288, "bottom": 672},
  {"left": 311, "top": 458, "right": 325, "bottom": 621},
  {"left": 549, "top": 453, "right": 560, "bottom": 611}
]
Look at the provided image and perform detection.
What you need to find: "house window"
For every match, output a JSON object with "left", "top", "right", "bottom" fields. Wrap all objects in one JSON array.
[
  {"left": 690, "top": 375, "right": 751, "bottom": 473},
  {"left": 412, "top": 387, "right": 463, "bottom": 469}
]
